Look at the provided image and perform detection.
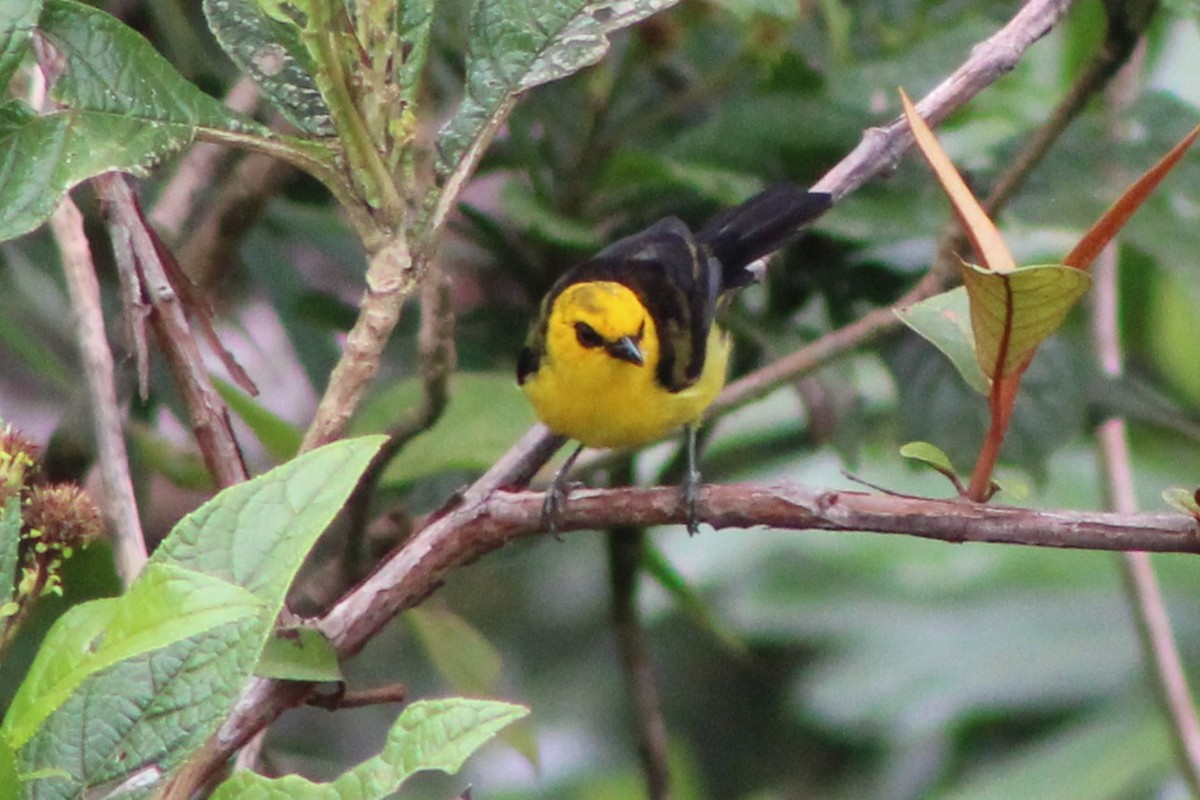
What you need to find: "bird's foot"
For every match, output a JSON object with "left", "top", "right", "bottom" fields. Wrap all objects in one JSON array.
[{"left": 541, "top": 478, "right": 582, "bottom": 541}]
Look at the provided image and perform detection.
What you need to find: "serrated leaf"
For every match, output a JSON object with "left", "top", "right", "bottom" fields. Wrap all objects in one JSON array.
[
  {"left": 214, "top": 377, "right": 303, "bottom": 463},
  {"left": 211, "top": 698, "right": 530, "bottom": 799},
  {"left": 202, "top": 0, "right": 334, "bottom": 135},
  {"left": 900, "top": 87, "right": 1015, "bottom": 272},
  {"left": 409, "top": 606, "right": 503, "bottom": 697},
  {"left": 256, "top": 627, "right": 342, "bottom": 683},
  {"left": 0, "top": 0, "right": 41, "bottom": 91},
  {"left": 0, "top": 0, "right": 268, "bottom": 243},
  {"left": 436, "top": 0, "right": 683, "bottom": 177},
  {"left": 1162, "top": 487, "right": 1200, "bottom": 516},
  {"left": 9, "top": 437, "right": 385, "bottom": 796},
  {"left": 0, "top": 495, "right": 20, "bottom": 608},
  {"left": 895, "top": 287, "right": 988, "bottom": 394},
  {"left": 40, "top": 0, "right": 260, "bottom": 131},
  {"left": 959, "top": 261, "right": 1091, "bottom": 380},
  {"left": 2, "top": 562, "right": 261, "bottom": 748},
  {"left": 0, "top": 111, "right": 186, "bottom": 244}
]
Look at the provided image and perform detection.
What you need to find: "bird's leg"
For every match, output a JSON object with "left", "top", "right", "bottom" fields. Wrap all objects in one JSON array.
[
  {"left": 682, "top": 424, "right": 701, "bottom": 535},
  {"left": 542, "top": 442, "right": 585, "bottom": 538}
]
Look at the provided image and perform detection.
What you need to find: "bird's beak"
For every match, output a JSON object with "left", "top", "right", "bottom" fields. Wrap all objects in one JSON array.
[{"left": 607, "top": 335, "right": 644, "bottom": 366}]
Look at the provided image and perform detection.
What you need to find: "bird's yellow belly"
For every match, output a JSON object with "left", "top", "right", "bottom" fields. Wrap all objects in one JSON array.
[{"left": 523, "top": 327, "right": 731, "bottom": 450}]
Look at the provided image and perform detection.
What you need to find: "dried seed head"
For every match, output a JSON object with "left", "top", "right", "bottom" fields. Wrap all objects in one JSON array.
[{"left": 23, "top": 484, "right": 104, "bottom": 550}]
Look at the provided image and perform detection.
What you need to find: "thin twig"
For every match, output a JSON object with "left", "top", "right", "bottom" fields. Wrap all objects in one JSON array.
[
  {"left": 94, "top": 174, "right": 249, "bottom": 488},
  {"left": 49, "top": 197, "right": 148, "bottom": 587}
]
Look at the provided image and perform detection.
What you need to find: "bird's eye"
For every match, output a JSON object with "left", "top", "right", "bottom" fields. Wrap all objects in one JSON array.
[{"left": 574, "top": 322, "right": 604, "bottom": 349}]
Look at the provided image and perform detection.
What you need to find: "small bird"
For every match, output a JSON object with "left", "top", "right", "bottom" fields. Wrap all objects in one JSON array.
[{"left": 517, "top": 184, "right": 832, "bottom": 534}]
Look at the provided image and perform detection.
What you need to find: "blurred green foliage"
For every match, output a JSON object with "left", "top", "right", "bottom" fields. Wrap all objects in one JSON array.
[{"left": 2, "top": 0, "right": 1200, "bottom": 798}]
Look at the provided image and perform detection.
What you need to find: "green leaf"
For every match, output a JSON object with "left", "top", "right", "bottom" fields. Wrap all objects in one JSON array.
[
  {"left": 202, "top": 0, "right": 333, "bottom": 135},
  {"left": 353, "top": 373, "right": 535, "bottom": 486},
  {"left": 40, "top": 0, "right": 258, "bottom": 130},
  {"left": 211, "top": 698, "right": 530, "bottom": 799},
  {"left": 899, "top": 441, "right": 962, "bottom": 490},
  {"left": 409, "top": 606, "right": 503, "bottom": 697},
  {"left": 214, "top": 377, "right": 303, "bottom": 463},
  {"left": 256, "top": 627, "right": 342, "bottom": 683},
  {"left": 2, "top": 562, "right": 261, "bottom": 748},
  {"left": 0, "top": 0, "right": 41, "bottom": 91},
  {"left": 0, "top": 0, "right": 268, "bottom": 243},
  {"left": 958, "top": 261, "right": 1091, "bottom": 380},
  {"left": 895, "top": 287, "right": 989, "bottom": 394},
  {"left": 0, "top": 495, "right": 20, "bottom": 608},
  {"left": 436, "top": 0, "right": 683, "bottom": 177},
  {"left": 9, "top": 437, "right": 385, "bottom": 796}
]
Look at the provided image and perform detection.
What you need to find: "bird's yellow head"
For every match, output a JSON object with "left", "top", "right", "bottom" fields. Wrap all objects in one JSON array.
[{"left": 545, "top": 281, "right": 658, "bottom": 373}]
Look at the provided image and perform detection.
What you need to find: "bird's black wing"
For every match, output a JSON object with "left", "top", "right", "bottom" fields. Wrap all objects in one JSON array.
[{"left": 697, "top": 184, "right": 832, "bottom": 290}]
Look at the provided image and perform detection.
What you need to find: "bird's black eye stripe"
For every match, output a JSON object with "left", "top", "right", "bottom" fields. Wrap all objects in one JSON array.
[{"left": 574, "top": 322, "right": 605, "bottom": 349}]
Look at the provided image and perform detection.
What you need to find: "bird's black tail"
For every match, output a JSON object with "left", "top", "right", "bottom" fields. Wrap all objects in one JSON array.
[{"left": 698, "top": 184, "right": 832, "bottom": 289}]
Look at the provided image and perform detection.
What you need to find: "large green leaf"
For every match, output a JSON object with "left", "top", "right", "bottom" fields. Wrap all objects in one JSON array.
[
  {"left": 0, "top": 0, "right": 266, "bottom": 243},
  {"left": 8, "top": 436, "right": 385, "bottom": 797},
  {"left": 436, "top": 0, "right": 683, "bottom": 177},
  {"left": 2, "top": 563, "right": 260, "bottom": 749},
  {"left": 211, "top": 698, "right": 529, "bottom": 799},
  {"left": 0, "top": 0, "right": 40, "bottom": 91},
  {"left": 202, "top": 0, "right": 333, "bottom": 135}
]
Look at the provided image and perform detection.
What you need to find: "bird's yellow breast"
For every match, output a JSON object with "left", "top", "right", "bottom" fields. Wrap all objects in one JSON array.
[{"left": 521, "top": 281, "right": 730, "bottom": 449}]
